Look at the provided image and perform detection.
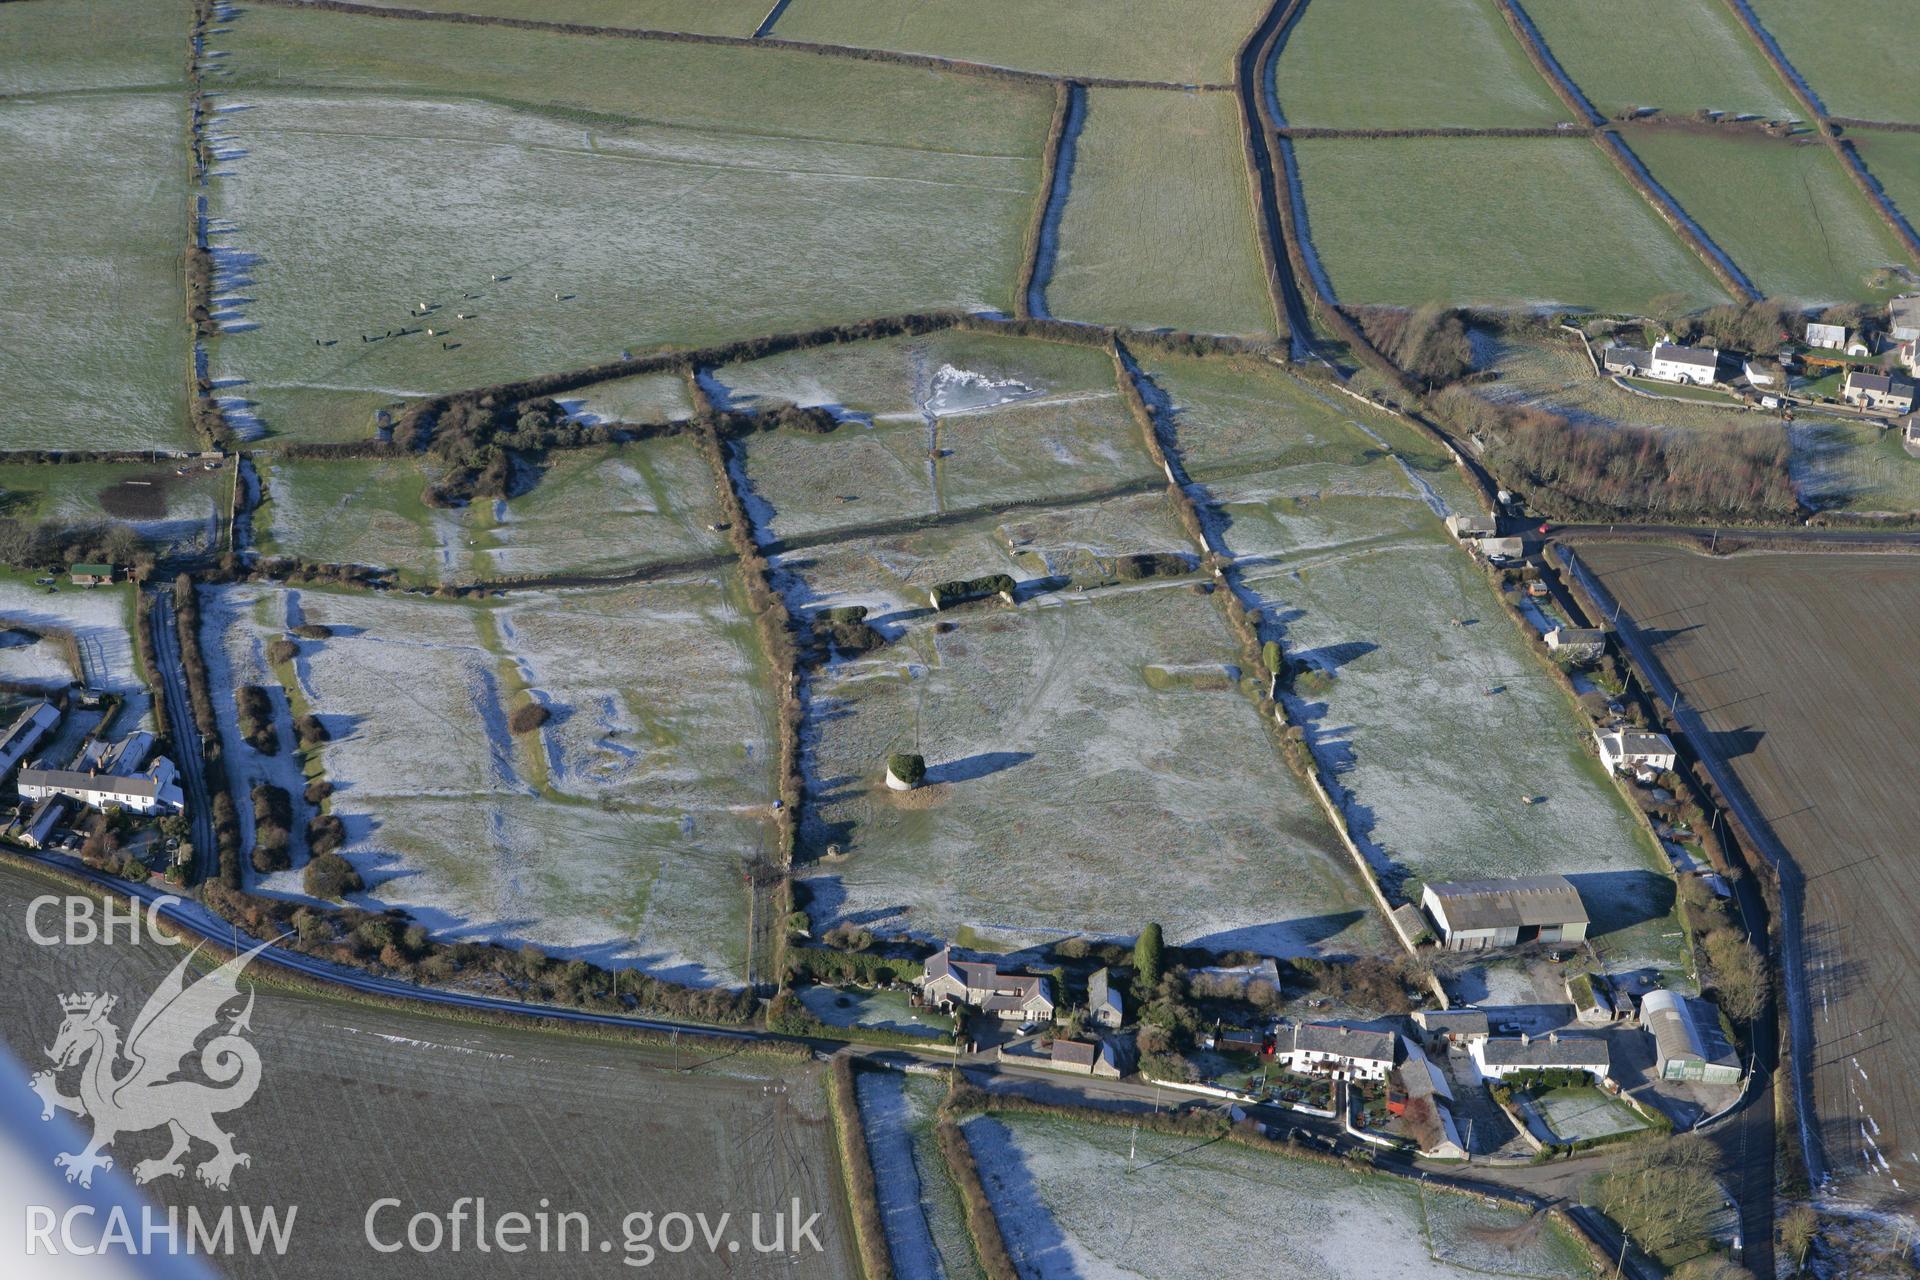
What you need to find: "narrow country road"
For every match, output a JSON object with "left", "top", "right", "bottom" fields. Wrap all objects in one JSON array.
[{"left": 146, "top": 585, "right": 217, "bottom": 882}]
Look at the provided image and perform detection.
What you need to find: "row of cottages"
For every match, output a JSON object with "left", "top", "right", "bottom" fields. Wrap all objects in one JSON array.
[
  {"left": 1595, "top": 727, "right": 1676, "bottom": 779},
  {"left": 1273, "top": 1021, "right": 1398, "bottom": 1081},
  {"left": 1642, "top": 990, "right": 1743, "bottom": 1085},
  {"left": 917, "top": 949, "right": 1054, "bottom": 1022},
  {"left": 1471, "top": 1031, "right": 1612, "bottom": 1085},
  {"left": 19, "top": 757, "right": 184, "bottom": 816},
  {"left": 1601, "top": 342, "right": 1719, "bottom": 386},
  {"left": 1841, "top": 370, "right": 1916, "bottom": 414},
  {"left": 1420, "top": 876, "right": 1590, "bottom": 952}
]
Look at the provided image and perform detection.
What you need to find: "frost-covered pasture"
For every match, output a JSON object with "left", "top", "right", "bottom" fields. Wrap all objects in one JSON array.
[
  {"left": 781, "top": 491, "right": 1196, "bottom": 626},
  {"left": 258, "top": 441, "right": 729, "bottom": 583},
  {"left": 1235, "top": 518, "right": 1678, "bottom": 968},
  {"left": 0, "top": 578, "right": 142, "bottom": 704},
  {"left": 212, "top": 578, "right": 777, "bottom": 985},
  {"left": 798, "top": 578, "right": 1379, "bottom": 956},
  {"left": 200, "top": 62, "right": 1043, "bottom": 440},
  {"left": 0, "top": 95, "right": 192, "bottom": 450},
  {"left": 963, "top": 1112, "right": 1594, "bottom": 1280}
]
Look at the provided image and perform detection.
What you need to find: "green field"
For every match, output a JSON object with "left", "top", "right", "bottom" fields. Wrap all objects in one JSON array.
[
  {"left": 204, "top": 4, "right": 1050, "bottom": 441},
  {"left": 1292, "top": 137, "right": 1727, "bottom": 311},
  {"left": 1523, "top": 0, "right": 1798, "bottom": 120},
  {"left": 350, "top": 0, "right": 774, "bottom": 35},
  {"left": 1046, "top": 89, "right": 1275, "bottom": 336},
  {"left": 1136, "top": 351, "right": 1485, "bottom": 513},
  {"left": 1626, "top": 132, "right": 1910, "bottom": 302},
  {"left": 1749, "top": 0, "right": 1920, "bottom": 123},
  {"left": 1271, "top": 0, "right": 1568, "bottom": 128},
  {"left": 0, "top": 0, "right": 188, "bottom": 94},
  {"left": 770, "top": 0, "right": 1271, "bottom": 83},
  {"left": 1852, "top": 129, "right": 1920, "bottom": 245},
  {"left": 0, "top": 459, "right": 230, "bottom": 556},
  {"left": 256, "top": 441, "right": 730, "bottom": 582},
  {"left": 0, "top": 95, "right": 192, "bottom": 451}
]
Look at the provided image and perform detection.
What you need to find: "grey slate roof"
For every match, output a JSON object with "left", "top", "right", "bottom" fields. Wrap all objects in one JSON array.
[
  {"left": 1653, "top": 343, "right": 1718, "bottom": 369},
  {"left": 1050, "top": 1039, "right": 1098, "bottom": 1069},
  {"left": 1478, "top": 1033, "right": 1610, "bottom": 1070},
  {"left": 1425, "top": 876, "right": 1588, "bottom": 932},
  {"left": 1285, "top": 1021, "right": 1397, "bottom": 1064},
  {"left": 20, "top": 767, "right": 160, "bottom": 799},
  {"left": 1414, "top": 1008, "right": 1490, "bottom": 1038}
]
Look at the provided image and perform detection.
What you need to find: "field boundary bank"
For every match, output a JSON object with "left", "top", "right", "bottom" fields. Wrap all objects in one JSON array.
[
  {"left": 1556, "top": 548, "right": 1826, "bottom": 1189},
  {"left": 243, "top": 0, "right": 1232, "bottom": 92},
  {"left": 1555, "top": 526, "right": 1920, "bottom": 553},
  {"left": 1714, "top": 0, "right": 1920, "bottom": 264},
  {"left": 1239, "top": 0, "right": 1410, "bottom": 388},
  {"left": 1016, "top": 81, "right": 1079, "bottom": 321}
]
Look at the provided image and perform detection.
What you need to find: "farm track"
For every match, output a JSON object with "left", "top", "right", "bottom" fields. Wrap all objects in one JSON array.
[{"left": 243, "top": 0, "right": 1234, "bottom": 93}]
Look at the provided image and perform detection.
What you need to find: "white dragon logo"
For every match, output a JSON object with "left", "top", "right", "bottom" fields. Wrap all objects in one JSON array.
[{"left": 29, "top": 942, "right": 268, "bottom": 1190}]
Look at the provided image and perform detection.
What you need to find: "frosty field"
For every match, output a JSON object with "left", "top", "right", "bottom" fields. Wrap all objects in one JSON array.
[
  {"left": 963, "top": 1112, "right": 1594, "bottom": 1280},
  {"left": 256, "top": 440, "right": 730, "bottom": 583},
  {"left": 210, "top": 578, "right": 778, "bottom": 985},
  {"left": 857, "top": 1071, "right": 983, "bottom": 1280},
  {"left": 0, "top": 575, "right": 143, "bottom": 704},
  {"left": 1233, "top": 520, "right": 1678, "bottom": 968},
  {"left": 1135, "top": 351, "right": 1482, "bottom": 514},
  {"left": 0, "top": 94, "right": 192, "bottom": 451},
  {"left": 1271, "top": 0, "right": 1568, "bottom": 129},
  {"left": 202, "top": 4, "right": 1050, "bottom": 440},
  {"left": 798, "top": 578, "right": 1382, "bottom": 957},
  {"left": 1291, "top": 138, "right": 1727, "bottom": 312},
  {"left": 1748, "top": 0, "right": 1920, "bottom": 124},
  {"left": 780, "top": 491, "right": 1196, "bottom": 625},
  {"left": 770, "top": 0, "right": 1270, "bottom": 83},
  {"left": 350, "top": 0, "right": 773, "bottom": 36},
  {"left": 1044, "top": 89, "right": 1275, "bottom": 336},
  {"left": 732, "top": 334, "right": 1159, "bottom": 544}
]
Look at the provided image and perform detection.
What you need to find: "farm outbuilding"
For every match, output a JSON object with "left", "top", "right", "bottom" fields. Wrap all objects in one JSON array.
[
  {"left": 1544, "top": 626, "right": 1606, "bottom": 662},
  {"left": 0, "top": 700, "right": 60, "bottom": 782},
  {"left": 1891, "top": 294, "right": 1920, "bottom": 343},
  {"left": 1642, "top": 989, "right": 1742, "bottom": 1084},
  {"left": 1088, "top": 966, "right": 1123, "bottom": 1030},
  {"left": 1445, "top": 513, "right": 1498, "bottom": 539},
  {"left": 1421, "top": 876, "right": 1589, "bottom": 951},
  {"left": 1600, "top": 345, "right": 1650, "bottom": 376},
  {"left": 1411, "top": 1007, "right": 1490, "bottom": 1051},
  {"left": 68, "top": 563, "right": 115, "bottom": 586},
  {"left": 1471, "top": 1031, "right": 1611, "bottom": 1084}
]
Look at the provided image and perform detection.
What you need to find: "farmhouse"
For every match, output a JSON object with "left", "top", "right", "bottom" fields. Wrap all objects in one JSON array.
[
  {"left": 1842, "top": 370, "right": 1916, "bottom": 414},
  {"left": 918, "top": 948, "right": 1054, "bottom": 1022},
  {"left": 1471, "top": 1032, "right": 1611, "bottom": 1084},
  {"left": 1544, "top": 626, "right": 1606, "bottom": 662},
  {"left": 1088, "top": 966, "right": 1123, "bottom": 1030},
  {"left": 1273, "top": 1021, "right": 1397, "bottom": 1081},
  {"left": 1891, "top": 294, "right": 1920, "bottom": 343},
  {"left": 1600, "top": 346, "right": 1650, "bottom": 376},
  {"left": 19, "top": 757, "right": 182, "bottom": 815},
  {"left": 1421, "top": 876, "right": 1589, "bottom": 951},
  {"left": 1805, "top": 321, "right": 1848, "bottom": 350},
  {"left": 1642, "top": 989, "right": 1743, "bottom": 1085},
  {"left": 0, "top": 700, "right": 60, "bottom": 781},
  {"left": 1647, "top": 343, "right": 1719, "bottom": 386},
  {"left": 1595, "top": 727, "right": 1676, "bottom": 774},
  {"left": 1411, "top": 1008, "right": 1490, "bottom": 1051},
  {"left": 67, "top": 563, "right": 115, "bottom": 587}
]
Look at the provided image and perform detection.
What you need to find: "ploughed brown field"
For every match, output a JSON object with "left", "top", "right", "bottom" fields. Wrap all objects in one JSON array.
[
  {"left": 0, "top": 862, "right": 857, "bottom": 1279},
  {"left": 1578, "top": 544, "right": 1920, "bottom": 1201}
]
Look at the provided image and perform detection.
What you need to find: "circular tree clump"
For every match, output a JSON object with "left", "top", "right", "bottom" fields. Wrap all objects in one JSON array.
[
  {"left": 885, "top": 753, "right": 926, "bottom": 791},
  {"left": 508, "top": 702, "right": 551, "bottom": 735}
]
